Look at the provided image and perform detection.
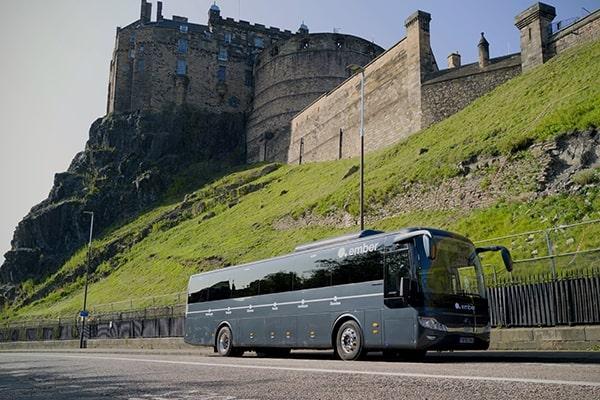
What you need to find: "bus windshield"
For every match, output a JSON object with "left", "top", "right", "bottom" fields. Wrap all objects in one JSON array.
[{"left": 418, "top": 236, "right": 485, "bottom": 298}]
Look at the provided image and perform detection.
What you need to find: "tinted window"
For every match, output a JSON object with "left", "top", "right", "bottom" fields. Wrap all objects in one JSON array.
[{"left": 188, "top": 239, "right": 386, "bottom": 304}]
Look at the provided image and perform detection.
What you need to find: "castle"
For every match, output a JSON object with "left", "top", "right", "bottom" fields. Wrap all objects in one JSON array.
[{"left": 107, "top": 1, "right": 600, "bottom": 165}]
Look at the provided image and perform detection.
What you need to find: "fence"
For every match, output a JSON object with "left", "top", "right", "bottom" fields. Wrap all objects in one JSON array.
[
  {"left": 476, "top": 218, "right": 600, "bottom": 285},
  {"left": 0, "top": 305, "right": 185, "bottom": 343},
  {"left": 487, "top": 274, "right": 600, "bottom": 327}
]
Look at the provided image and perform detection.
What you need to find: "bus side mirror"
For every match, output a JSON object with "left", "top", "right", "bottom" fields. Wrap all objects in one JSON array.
[
  {"left": 476, "top": 245, "right": 513, "bottom": 272},
  {"left": 501, "top": 247, "right": 513, "bottom": 272},
  {"left": 423, "top": 235, "right": 437, "bottom": 260}
]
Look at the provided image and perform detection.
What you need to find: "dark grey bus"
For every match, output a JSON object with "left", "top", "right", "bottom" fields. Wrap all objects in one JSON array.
[{"left": 184, "top": 228, "right": 512, "bottom": 361}]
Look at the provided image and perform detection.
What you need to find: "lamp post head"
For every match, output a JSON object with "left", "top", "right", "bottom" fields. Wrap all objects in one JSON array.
[{"left": 346, "top": 64, "right": 364, "bottom": 75}]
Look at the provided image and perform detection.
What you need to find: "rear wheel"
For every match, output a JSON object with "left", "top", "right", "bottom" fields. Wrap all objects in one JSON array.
[
  {"left": 335, "top": 320, "right": 365, "bottom": 361},
  {"left": 216, "top": 326, "right": 243, "bottom": 357}
]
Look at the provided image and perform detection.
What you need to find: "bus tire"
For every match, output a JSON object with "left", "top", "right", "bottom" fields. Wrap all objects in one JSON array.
[
  {"left": 216, "top": 326, "right": 242, "bottom": 357},
  {"left": 335, "top": 320, "right": 365, "bottom": 361}
]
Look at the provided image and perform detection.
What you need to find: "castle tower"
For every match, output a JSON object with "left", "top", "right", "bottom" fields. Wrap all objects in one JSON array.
[
  {"left": 515, "top": 2, "right": 556, "bottom": 71},
  {"left": 478, "top": 32, "right": 490, "bottom": 68}
]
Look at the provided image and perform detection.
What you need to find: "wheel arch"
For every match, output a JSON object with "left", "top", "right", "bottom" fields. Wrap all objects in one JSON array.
[{"left": 331, "top": 313, "right": 362, "bottom": 348}]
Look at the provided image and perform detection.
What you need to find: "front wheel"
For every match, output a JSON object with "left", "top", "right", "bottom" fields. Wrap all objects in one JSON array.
[
  {"left": 335, "top": 320, "right": 365, "bottom": 361},
  {"left": 216, "top": 326, "right": 243, "bottom": 357}
]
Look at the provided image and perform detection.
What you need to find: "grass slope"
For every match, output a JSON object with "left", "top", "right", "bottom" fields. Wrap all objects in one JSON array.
[{"left": 4, "top": 39, "right": 600, "bottom": 320}]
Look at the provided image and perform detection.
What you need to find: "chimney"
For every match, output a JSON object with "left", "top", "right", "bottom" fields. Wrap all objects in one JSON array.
[
  {"left": 140, "top": 0, "right": 151, "bottom": 23},
  {"left": 157, "top": 1, "right": 163, "bottom": 21},
  {"left": 447, "top": 52, "right": 461, "bottom": 68},
  {"left": 478, "top": 32, "right": 490, "bottom": 68}
]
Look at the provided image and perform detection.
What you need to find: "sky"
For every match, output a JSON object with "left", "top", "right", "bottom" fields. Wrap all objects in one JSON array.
[{"left": 0, "top": 0, "right": 597, "bottom": 259}]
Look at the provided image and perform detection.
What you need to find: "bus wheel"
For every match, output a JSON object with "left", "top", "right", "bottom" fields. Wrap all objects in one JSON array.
[
  {"left": 217, "top": 326, "right": 242, "bottom": 357},
  {"left": 335, "top": 320, "right": 365, "bottom": 361}
]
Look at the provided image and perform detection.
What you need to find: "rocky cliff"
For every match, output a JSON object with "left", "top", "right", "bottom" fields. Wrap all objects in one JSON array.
[{"left": 0, "top": 107, "right": 245, "bottom": 304}]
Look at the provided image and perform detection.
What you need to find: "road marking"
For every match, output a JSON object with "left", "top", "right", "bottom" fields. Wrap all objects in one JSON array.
[{"left": 18, "top": 353, "right": 600, "bottom": 387}]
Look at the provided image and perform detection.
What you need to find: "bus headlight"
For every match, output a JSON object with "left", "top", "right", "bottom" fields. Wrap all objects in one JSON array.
[{"left": 418, "top": 317, "right": 448, "bottom": 332}]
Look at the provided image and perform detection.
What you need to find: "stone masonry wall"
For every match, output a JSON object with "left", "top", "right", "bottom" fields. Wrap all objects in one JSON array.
[
  {"left": 549, "top": 10, "right": 600, "bottom": 56},
  {"left": 288, "top": 38, "right": 413, "bottom": 164},
  {"left": 421, "top": 56, "right": 522, "bottom": 128}
]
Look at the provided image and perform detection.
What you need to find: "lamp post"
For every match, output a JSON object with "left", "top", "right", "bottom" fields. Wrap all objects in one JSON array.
[
  {"left": 80, "top": 211, "right": 94, "bottom": 349},
  {"left": 347, "top": 64, "right": 365, "bottom": 231}
]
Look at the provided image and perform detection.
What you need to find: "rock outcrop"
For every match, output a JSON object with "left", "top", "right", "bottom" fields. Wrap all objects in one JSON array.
[{"left": 0, "top": 107, "right": 245, "bottom": 304}]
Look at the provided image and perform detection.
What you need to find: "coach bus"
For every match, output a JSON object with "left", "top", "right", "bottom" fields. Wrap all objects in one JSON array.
[{"left": 184, "top": 227, "right": 512, "bottom": 360}]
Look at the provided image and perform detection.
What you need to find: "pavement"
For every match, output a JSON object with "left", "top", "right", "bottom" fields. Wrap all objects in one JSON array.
[{"left": 0, "top": 350, "right": 599, "bottom": 399}]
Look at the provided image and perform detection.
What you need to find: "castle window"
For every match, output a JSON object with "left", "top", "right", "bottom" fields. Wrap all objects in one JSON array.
[
  {"left": 224, "top": 32, "right": 233, "bottom": 44},
  {"left": 204, "top": 31, "right": 213, "bottom": 40},
  {"left": 254, "top": 37, "right": 264, "bottom": 48},
  {"left": 180, "top": 24, "right": 188, "bottom": 33},
  {"left": 178, "top": 38, "right": 188, "bottom": 53},
  {"left": 217, "top": 65, "right": 226, "bottom": 82},
  {"left": 270, "top": 45, "right": 279, "bottom": 56},
  {"left": 246, "top": 54, "right": 255, "bottom": 67},
  {"left": 218, "top": 48, "right": 228, "bottom": 61},
  {"left": 129, "top": 49, "right": 136, "bottom": 59},
  {"left": 299, "top": 39, "right": 310, "bottom": 50},
  {"left": 228, "top": 96, "right": 240, "bottom": 108},
  {"left": 176, "top": 59, "right": 187, "bottom": 75},
  {"left": 137, "top": 59, "right": 145, "bottom": 72},
  {"left": 335, "top": 39, "right": 344, "bottom": 49},
  {"left": 129, "top": 33, "right": 136, "bottom": 44},
  {"left": 245, "top": 70, "right": 253, "bottom": 87}
]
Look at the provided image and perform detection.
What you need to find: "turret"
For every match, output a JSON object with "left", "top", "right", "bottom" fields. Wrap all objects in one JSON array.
[
  {"left": 298, "top": 22, "right": 309, "bottom": 35},
  {"left": 478, "top": 32, "right": 490, "bottom": 68},
  {"left": 209, "top": 3, "right": 221, "bottom": 24}
]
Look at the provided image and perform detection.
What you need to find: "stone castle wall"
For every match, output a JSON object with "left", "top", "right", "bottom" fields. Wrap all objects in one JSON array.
[
  {"left": 421, "top": 55, "right": 522, "bottom": 128},
  {"left": 107, "top": 4, "right": 293, "bottom": 116},
  {"left": 247, "top": 34, "right": 382, "bottom": 163},
  {"left": 549, "top": 10, "right": 600, "bottom": 56},
  {"left": 288, "top": 11, "right": 437, "bottom": 164},
  {"left": 288, "top": 3, "right": 600, "bottom": 164}
]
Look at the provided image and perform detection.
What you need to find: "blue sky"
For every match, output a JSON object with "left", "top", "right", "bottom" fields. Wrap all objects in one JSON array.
[{"left": 0, "top": 0, "right": 597, "bottom": 258}]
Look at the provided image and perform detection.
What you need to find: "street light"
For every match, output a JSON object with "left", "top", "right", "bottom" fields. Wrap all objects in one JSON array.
[
  {"left": 80, "top": 211, "right": 94, "bottom": 349},
  {"left": 347, "top": 64, "right": 365, "bottom": 231}
]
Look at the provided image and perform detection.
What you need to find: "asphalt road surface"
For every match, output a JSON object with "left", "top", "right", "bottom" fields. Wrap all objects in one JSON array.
[{"left": 1, "top": 350, "right": 599, "bottom": 399}]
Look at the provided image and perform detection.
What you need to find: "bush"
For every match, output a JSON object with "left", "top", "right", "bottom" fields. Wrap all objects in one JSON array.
[{"left": 572, "top": 168, "right": 600, "bottom": 186}]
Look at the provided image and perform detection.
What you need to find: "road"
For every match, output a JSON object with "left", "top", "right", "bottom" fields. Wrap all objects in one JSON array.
[{"left": 1, "top": 350, "right": 599, "bottom": 399}]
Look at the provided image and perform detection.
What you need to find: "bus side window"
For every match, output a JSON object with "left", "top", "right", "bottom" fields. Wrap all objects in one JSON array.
[
  {"left": 208, "top": 280, "right": 231, "bottom": 301},
  {"left": 384, "top": 246, "right": 410, "bottom": 298},
  {"left": 332, "top": 249, "right": 383, "bottom": 286}
]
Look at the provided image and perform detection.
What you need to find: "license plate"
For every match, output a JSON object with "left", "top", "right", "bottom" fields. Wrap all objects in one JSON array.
[{"left": 459, "top": 337, "right": 475, "bottom": 344}]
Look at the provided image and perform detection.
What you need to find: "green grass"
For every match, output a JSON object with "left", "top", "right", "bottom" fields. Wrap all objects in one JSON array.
[{"left": 3, "top": 39, "right": 600, "bottom": 321}]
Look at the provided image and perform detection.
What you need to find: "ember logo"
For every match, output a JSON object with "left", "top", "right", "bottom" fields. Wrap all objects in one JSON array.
[
  {"left": 455, "top": 302, "right": 475, "bottom": 311},
  {"left": 338, "top": 243, "right": 379, "bottom": 258}
]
